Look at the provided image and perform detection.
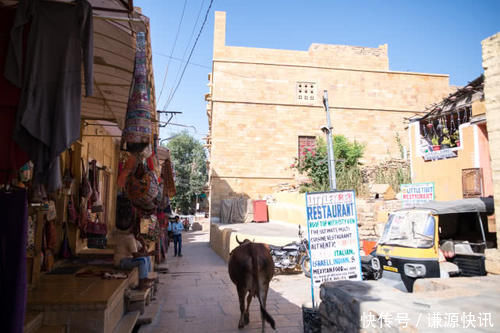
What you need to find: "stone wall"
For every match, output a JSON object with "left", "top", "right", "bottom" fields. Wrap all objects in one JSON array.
[
  {"left": 482, "top": 33, "right": 500, "bottom": 239},
  {"left": 213, "top": 12, "right": 389, "bottom": 71},
  {"left": 356, "top": 199, "right": 402, "bottom": 241},
  {"left": 320, "top": 277, "right": 500, "bottom": 332},
  {"left": 208, "top": 11, "right": 450, "bottom": 219}
]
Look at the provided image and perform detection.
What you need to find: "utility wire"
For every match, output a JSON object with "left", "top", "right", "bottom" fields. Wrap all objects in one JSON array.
[
  {"left": 154, "top": 52, "right": 254, "bottom": 79},
  {"left": 166, "top": 0, "right": 207, "bottom": 104},
  {"left": 164, "top": 0, "right": 215, "bottom": 109},
  {"left": 157, "top": 0, "right": 188, "bottom": 105}
]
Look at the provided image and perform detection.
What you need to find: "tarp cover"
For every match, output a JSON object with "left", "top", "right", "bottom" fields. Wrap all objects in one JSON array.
[
  {"left": 220, "top": 198, "right": 253, "bottom": 224},
  {"left": 400, "top": 198, "right": 493, "bottom": 215}
]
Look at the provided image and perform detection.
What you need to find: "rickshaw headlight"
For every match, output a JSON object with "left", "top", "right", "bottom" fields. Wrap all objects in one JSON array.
[{"left": 404, "top": 263, "right": 426, "bottom": 277}]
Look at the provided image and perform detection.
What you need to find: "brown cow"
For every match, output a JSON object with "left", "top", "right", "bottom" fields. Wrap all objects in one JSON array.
[{"left": 228, "top": 236, "right": 276, "bottom": 332}]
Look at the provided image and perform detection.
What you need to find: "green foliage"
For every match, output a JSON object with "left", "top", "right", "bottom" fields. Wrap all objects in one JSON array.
[
  {"left": 395, "top": 133, "right": 405, "bottom": 159},
  {"left": 166, "top": 132, "right": 207, "bottom": 214},
  {"left": 293, "top": 136, "right": 365, "bottom": 194}
]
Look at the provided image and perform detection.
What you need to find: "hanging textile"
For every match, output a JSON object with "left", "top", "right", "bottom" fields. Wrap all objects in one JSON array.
[
  {"left": 0, "top": 189, "right": 28, "bottom": 333},
  {"left": 0, "top": 7, "right": 29, "bottom": 183},
  {"left": 117, "top": 154, "right": 137, "bottom": 188},
  {"left": 123, "top": 32, "right": 152, "bottom": 152},
  {"left": 4, "top": 0, "right": 93, "bottom": 191},
  {"left": 161, "top": 158, "right": 176, "bottom": 198}
]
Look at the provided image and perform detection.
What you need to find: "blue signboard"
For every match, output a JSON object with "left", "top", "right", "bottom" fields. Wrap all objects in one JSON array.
[{"left": 305, "top": 190, "right": 362, "bottom": 304}]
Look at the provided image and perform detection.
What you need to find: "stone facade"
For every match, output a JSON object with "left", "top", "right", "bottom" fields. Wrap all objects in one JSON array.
[
  {"left": 207, "top": 11, "right": 451, "bottom": 220},
  {"left": 320, "top": 277, "right": 500, "bottom": 332},
  {"left": 482, "top": 33, "right": 500, "bottom": 239}
]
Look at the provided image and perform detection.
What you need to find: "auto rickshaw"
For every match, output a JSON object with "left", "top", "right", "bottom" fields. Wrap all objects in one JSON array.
[{"left": 375, "top": 197, "right": 495, "bottom": 292}]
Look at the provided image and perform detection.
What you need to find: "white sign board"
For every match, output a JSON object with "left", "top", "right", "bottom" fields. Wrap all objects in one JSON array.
[
  {"left": 400, "top": 183, "right": 434, "bottom": 208},
  {"left": 305, "top": 190, "right": 362, "bottom": 293}
]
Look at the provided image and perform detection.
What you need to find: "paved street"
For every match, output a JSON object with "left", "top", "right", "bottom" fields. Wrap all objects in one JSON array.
[{"left": 139, "top": 229, "right": 315, "bottom": 332}]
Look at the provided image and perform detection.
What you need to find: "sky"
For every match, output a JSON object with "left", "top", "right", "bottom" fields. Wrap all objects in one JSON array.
[{"left": 134, "top": 0, "right": 500, "bottom": 143}]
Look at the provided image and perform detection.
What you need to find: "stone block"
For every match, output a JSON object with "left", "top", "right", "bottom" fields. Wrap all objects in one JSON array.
[{"left": 485, "top": 248, "right": 500, "bottom": 274}]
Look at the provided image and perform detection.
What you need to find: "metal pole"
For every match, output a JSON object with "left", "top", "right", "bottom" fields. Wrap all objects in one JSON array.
[{"left": 323, "top": 90, "right": 337, "bottom": 190}]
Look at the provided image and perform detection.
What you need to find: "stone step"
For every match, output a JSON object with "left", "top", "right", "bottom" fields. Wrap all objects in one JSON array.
[
  {"left": 113, "top": 311, "right": 140, "bottom": 333},
  {"left": 24, "top": 311, "right": 43, "bottom": 333},
  {"left": 125, "top": 288, "right": 151, "bottom": 302},
  {"left": 154, "top": 264, "right": 169, "bottom": 273},
  {"left": 136, "top": 296, "right": 162, "bottom": 332},
  {"left": 125, "top": 288, "right": 152, "bottom": 314},
  {"left": 147, "top": 272, "right": 159, "bottom": 282}
]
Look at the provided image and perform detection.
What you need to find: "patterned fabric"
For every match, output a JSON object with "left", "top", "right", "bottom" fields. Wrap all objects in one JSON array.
[
  {"left": 123, "top": 32, "right": 152, "bottom": 145},
  {"left": 26, "top": 215, "right": 35, "bottom": 255},
  {"left": 125, "top": 162, "right": 159, "bottom": 212},
  {"left": 161, "top": 158, "right": 176, "bottom": 198},
  {"left": 141, "top": 215, "right": 160, "bottom": 242}
]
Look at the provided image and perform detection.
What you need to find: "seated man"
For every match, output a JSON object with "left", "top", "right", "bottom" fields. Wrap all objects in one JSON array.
[{"left": 113, "top": 228, "right": 155, "bottom": 290}]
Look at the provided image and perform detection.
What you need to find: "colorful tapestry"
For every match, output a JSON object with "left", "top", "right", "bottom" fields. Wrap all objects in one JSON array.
[{"left": 123, "top": 32, "right": 152, "bottom": 145}]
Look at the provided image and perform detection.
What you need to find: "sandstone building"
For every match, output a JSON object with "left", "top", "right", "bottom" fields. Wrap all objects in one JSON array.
[{"left": 206, "top": 11, "right": 451, "bottom": 221}]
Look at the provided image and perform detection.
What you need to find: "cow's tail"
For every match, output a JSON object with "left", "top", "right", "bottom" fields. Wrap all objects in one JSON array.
[
  {"left": 259, "top": 302, "right": 276, "bottom": 330},
  {"left": 252, "top": 254, "right": 276, "bottom": 330}
]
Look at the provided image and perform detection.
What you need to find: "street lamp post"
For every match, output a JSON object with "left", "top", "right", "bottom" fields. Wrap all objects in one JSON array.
[{"left": 322, "top": 90, "right": 337, "bottom": 191}]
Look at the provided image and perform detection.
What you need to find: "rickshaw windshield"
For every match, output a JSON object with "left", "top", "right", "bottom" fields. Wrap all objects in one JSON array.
[{"left": 379, "top": 210, "right": 435, "bottom": 248}]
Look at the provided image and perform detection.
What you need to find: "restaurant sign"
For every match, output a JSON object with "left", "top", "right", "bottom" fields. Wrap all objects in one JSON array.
[
  {"left": 400, "top": 182, "right": 435, "bottom": 208},
  {"left": 305, "top": 190, "right": 362, "bottom": 293}
]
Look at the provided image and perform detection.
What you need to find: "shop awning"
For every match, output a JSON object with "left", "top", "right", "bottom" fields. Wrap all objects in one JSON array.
[
  {"left": 413, "top": 75, "right": 484, "bottom": 122},
  {"left": 0, "top": 0, "right": 153, "bottom": 130},
  {"left": 82, "top": 1, "right": 152, "bottom": 130}
]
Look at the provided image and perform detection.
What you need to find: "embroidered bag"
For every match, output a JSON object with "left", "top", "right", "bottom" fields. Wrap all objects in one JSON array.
[
  {"left": 68, "top": 194, "right": 79, "bottom": 224},
  {"left": 86, "top": 217, "right": 107, "bottom": 249},
  {"left": 125, "top": 161, "right": 159, "bottom": 212}
]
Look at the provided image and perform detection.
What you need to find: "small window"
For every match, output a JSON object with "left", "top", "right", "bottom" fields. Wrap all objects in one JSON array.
[
  {"left": 298, "top": 136, "right": 317, "bottom": 162},
  {"left": 296, "top": 82, "right": 316, "bottom": 103}
]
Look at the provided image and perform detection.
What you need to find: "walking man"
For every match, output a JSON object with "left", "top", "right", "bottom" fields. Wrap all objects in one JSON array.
[{"left": 168, "top": 216, "right": 184, "bottom": 257}]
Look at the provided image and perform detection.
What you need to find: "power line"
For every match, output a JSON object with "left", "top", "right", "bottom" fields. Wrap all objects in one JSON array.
[
  {"left": 166, "top": 0, "right": 207, "bottom": 104},
  {"left": 156, "top": 0, "right": 188, "bottom": 105},
  {"left": 154, "top": 52, "right": 210, "bottom": 69},
  {"left": 164, "top": 0, "right": 215, "bottom": 109},
  {"left": 153, "top": 52, "right": 253, "bottom": 79}
]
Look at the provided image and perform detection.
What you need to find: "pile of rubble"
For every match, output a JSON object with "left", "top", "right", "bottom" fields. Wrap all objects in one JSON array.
[{"left": 361, "top": 158, "right": 410, "bottom": 185}]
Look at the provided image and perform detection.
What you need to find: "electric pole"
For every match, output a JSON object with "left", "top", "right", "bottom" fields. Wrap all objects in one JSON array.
[{"left": 323, "top": 90, "right": 337, "bottom": 190}]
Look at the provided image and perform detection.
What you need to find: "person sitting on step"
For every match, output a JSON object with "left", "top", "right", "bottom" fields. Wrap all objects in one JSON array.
[{"left": 113, "top": 228, "right": 155, "bottom": 290}]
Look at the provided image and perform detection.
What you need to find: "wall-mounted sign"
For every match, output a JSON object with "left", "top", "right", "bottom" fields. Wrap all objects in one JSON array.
[
  {"left": 414, "top": 122, "right": 464, "bottom": 162},
  {"left": 422, "top": 149, "right": 458, "bottom": 161},
  {"left": 400, "top": 182, "right": 435, "bottom": 208},
  {"left": 305, "top": 190, "right": 362, "bottom": 295}
]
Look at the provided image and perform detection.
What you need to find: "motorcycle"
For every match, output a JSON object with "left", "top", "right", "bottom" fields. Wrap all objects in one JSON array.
[
  {"left": 269, "top": 226, "right": 311, "bottom": 277},
  {"left": 269, "top": 226, "right": 382, "bottom": 280}
]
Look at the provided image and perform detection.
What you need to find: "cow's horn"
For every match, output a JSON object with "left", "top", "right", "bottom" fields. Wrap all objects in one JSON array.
[{"left": 236, "top": 235, "right": 243, "bottom": 245}]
